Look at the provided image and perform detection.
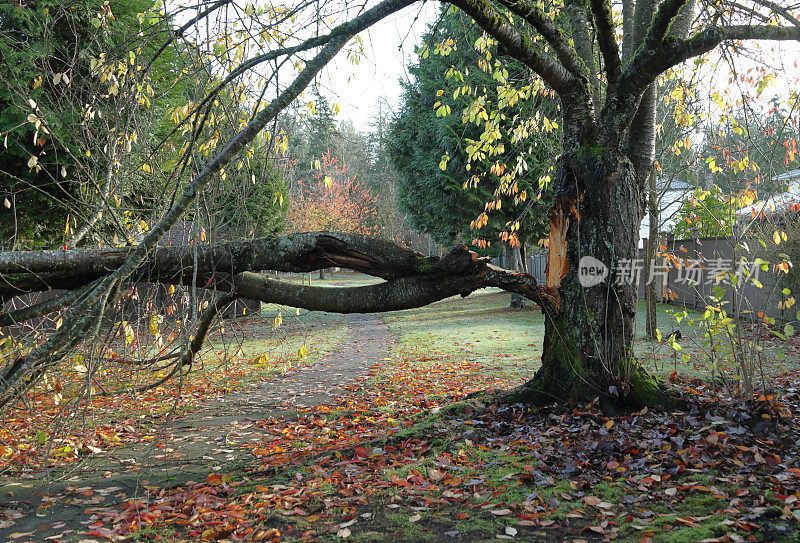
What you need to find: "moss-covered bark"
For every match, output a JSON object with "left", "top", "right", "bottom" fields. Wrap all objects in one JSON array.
[{"left": 502, "top": 145, "right": 674, "bottom": 411}]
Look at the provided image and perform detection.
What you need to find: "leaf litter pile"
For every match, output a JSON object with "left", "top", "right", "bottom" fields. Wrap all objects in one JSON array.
[{"left": 3, "top": 345, "right": 796, "bottom": 543}]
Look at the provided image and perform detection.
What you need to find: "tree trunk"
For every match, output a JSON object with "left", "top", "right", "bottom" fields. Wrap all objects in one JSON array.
[
  {"left": 506, "top": 149, "right": 668, "bottom": 409},
  {"left": 644, "top": 170, "right": 659, "bottom": 339},
  {"left": 503, "top": 244, "right": 526, "bottom": 308}
]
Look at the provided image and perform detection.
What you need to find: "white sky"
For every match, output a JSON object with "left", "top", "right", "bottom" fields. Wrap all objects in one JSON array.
[
  {"left": 175, "top": 1, "right": 799, "bottom": 137},
  {"left": 308, "top": 2, "right": 440, "bottom": 130}
]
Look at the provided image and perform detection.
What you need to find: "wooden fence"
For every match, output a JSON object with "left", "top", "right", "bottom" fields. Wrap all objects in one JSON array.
[{"left": 497, "top": 238, "right": 795, "bottom": 323}]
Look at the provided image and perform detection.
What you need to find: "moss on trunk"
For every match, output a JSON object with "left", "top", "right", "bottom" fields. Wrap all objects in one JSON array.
[{"left": 500, "top": 147, "right": 677, "bottom": 412}]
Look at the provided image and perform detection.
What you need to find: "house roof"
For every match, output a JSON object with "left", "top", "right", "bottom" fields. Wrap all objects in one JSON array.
[{"left": 737, "top": 168, "right": 800, "bottom": 218}]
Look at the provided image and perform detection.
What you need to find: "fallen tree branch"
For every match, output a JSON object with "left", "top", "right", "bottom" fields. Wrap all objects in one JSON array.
[
  {"left": 0, "top": 233, "right": 558, "bottom": 314},
  {"left": 0, "top": 232, "right": 557, "bottom": 405}
]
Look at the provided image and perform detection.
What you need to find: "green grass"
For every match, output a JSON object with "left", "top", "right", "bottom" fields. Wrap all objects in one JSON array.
[
  {"left": 276, "top": 272, "right": 385, "bottom": 288},
  {"left": 261, "top": 271, "right": 796, "bottom": 384},
  {"left": 381, "top": 288, "right": 543, "bottom": 383},
  {"left": 379, "top": 285, "right": 800, "bottom": 383}
]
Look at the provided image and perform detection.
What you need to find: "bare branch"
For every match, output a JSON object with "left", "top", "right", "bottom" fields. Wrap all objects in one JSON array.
[
  {"left": 142, "top": 0, "right": 235, "bottom": 74},
  {"left": 625, "top": 24, "right": 800, "bottom": 94},
  {"left": 643, "top": 0, "right": 691, "bottom": 47},
  {"left": 741, "top": 0, "right": 800, "bottom": 28},
  {"left": 0, "top": 287, "right": 87, "bottom": 327},
  {"left": 493, "top": 0, "right": 587, "bottom": 81},
  {"left": 590, "top": 0, "right": 622, "bottom": 89},
  {"left": 179, "top": 292, "right": 238, "bottom": 367}
]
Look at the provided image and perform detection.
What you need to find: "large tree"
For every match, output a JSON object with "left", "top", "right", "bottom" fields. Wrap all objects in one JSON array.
[{"left": 1, "top": 0, "right": 799, "bottom": 410}]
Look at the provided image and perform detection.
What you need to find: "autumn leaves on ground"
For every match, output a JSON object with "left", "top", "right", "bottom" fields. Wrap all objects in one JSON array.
[{"left": 2, "top": 278, "right": 800, "bottom": 542}]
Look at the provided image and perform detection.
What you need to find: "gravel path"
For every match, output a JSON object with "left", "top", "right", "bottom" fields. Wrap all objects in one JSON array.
[{"left": 0, "top": 313, "right": 392, "bottom": 542}]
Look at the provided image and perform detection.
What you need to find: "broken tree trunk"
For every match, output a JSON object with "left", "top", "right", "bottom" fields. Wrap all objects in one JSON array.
[
  {"left": 503, "top": 150, "right": 670, "bottom": 410},
  {"left": 0, "top": 231, "right": 559, "bottom": 322}
]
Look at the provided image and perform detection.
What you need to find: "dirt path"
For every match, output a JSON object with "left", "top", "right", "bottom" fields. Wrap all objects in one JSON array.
[{"left": 0, "top": 313, "right": 392, "bottom": 542}]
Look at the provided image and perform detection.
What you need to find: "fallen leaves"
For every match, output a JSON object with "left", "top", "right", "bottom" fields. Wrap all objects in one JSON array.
[
  {"left": 63, "top": 361, "right": 800, "bottom": 542},
  {"left": 5, "top": 301, "right": 800, "bottom": 543}
]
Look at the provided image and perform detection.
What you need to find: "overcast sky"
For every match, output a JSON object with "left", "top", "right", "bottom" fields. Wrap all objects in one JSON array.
[{"left": 309, "top": 2, "right": 440, "bottom": 130}]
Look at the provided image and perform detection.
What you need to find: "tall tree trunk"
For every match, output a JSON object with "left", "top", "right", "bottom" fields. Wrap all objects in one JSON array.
[
  {"left": 644, "top": 169, "right": 659, "bottom": 339},
  {"left": 507, "top": 148, "right": 667, "bottom": 409},
  {"left": 635, "top": 0, "right": 695, "bottom": 340}
]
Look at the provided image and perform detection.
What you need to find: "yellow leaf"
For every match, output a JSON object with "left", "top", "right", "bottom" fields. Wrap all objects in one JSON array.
[
  {"left": 605, "top": 420, "right": 613, "bottom": 429},
  {"left": 149, "top": 315, "right": 159, "bottom": 336}
]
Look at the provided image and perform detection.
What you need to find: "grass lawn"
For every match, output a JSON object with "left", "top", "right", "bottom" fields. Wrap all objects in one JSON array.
[
  {"left": 108, "top": 273, "right": 799, "bottom": 542},
  {"left": 0, "top": 299, "right": 351, "bottom": 475},
  {"left": 376, "top": 280, "right": 800, "bottom": 385}
]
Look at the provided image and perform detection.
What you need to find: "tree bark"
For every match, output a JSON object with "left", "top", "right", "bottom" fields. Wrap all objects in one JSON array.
[
  {"left": 504, "top": 148, "right": 669, "bottom": 409},
  {"left": 502, "top": 244, "right": 527, "bottom": 308},
  {"left": 0, "top": 233, "right": 557, "bottom": 319}
]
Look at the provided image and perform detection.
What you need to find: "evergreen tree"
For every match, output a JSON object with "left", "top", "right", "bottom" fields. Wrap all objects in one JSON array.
[
  {"left": 387, "top": 8, "right": 556, "bottom": 253},
  {"left": 0, "top": 0, "right": 177, "bottom": 247}
]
